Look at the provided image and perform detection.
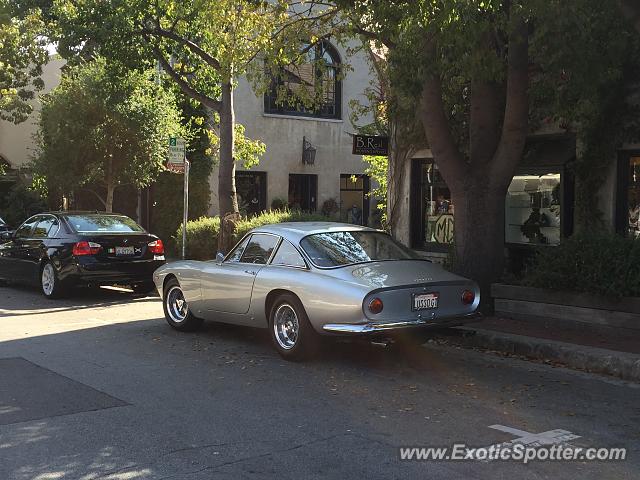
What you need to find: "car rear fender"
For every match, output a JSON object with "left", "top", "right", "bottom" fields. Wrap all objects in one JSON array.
[{"left": 249, "top": 266, "right": 368, "bottom": 332}]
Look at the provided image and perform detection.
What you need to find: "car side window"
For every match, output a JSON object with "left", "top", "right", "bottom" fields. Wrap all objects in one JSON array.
[
  {"left": 240, "top": 234, "right": 279, "bottom": 265},
  {"left": 33, "top": 217, "right": 59, "bottom": 238},
  {"left": 15, "top": 217, "right": 40, "bottom": 239},
  {"left": 226, "top": 236, "right": 251, "bottom": 263},
  {"left": 271, "top": 240, "right": 307, "bottom": 268}
]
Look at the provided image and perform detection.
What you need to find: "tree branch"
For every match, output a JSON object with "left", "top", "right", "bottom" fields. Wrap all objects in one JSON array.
[
  {"left": 142, "top": 25, "right": 222, "bottom": 71},
  {"left": 418, "top": 42, "right": 466, "bottom": 190},
  {"left": 491, "top": 15, "right": 529, "bottom": 184},
  {"left": 149, "top": 44, "right": 222, "bottom": 112}
]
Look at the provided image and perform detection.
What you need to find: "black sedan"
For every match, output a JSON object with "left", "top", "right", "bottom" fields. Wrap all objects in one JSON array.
[{"left": 0, "top": 212, "right": 166, "bottom": 298}]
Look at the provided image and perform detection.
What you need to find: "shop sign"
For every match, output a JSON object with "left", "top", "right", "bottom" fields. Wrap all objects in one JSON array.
[
  {"left": 434, "top": 214, "right": 455, "bottom": 244},
  {"left": 352, "top": 135, "right": 389, "bottom": 156}
]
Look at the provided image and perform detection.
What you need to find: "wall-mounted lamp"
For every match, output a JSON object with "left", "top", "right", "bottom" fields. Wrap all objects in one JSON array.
[{"left": 302, "top": 136, "right": 316, "bottom": 165}]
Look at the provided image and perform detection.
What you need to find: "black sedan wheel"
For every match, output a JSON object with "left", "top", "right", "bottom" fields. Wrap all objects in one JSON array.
[
  {"left": 40, "top": 261, "right": 66, "bottom": 299},
  {"left": 268, "top": 293, "right": 318, "bottom": 361},
  {"left": 162, "top": 278, "right": 203, "bottom": 331}
]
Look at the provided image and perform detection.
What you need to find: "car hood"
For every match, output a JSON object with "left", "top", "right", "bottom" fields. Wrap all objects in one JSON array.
[{"left": 320, "top": 260, "right": 471, "bottom": 290}]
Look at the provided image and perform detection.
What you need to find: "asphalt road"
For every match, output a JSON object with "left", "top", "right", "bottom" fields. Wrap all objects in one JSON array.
[{"left": 0, "top": 284, "right": 638, "bottom": 480}]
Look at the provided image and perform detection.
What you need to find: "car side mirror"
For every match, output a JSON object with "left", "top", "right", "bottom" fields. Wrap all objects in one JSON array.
[
  {"left": 0, "top": 231, "right": 13, "bottom": 241},
  {"left": 216, "top": 252, "right": 225, "bottom": 263}
]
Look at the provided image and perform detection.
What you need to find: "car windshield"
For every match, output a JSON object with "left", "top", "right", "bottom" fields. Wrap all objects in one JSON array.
[
  {"left": 300, "top": 231, "right": 419, "bottom": 268},
  {"left": 65, "top": 214, "right": 145, "bottom": 233}
]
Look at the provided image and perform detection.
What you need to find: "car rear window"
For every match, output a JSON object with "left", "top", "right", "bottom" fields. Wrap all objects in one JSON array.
[
  {"left": 65, "top": 214, "right": 145, "bottom": 233},
  {"left": 300, "top": 231, "right": 418, "bottom": 268}
]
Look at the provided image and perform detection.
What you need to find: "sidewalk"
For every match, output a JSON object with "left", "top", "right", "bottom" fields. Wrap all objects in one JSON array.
[{"left": 431, "top": 316, "right": 640, "bottom": 382}]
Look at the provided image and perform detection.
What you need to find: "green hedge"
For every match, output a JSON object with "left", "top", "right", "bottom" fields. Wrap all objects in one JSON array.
[
  {"left": 521, "top": 233, "right": 640, "bottom": 298},
  {"left": 232, "top": 209, "right": 328, "bottom": 243},
  {"left": 175, "top": 216, "right": 220, "bottom": 260},
  {"left": 175, "top": 209, "right": 329, "bottom": 260}
]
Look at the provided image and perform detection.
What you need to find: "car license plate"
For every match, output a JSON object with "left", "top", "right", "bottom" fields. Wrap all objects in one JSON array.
[
  {"left": 413, "top": 293, "right": 439, "bottom": 311},
  {"left": 115, "top": 246, "right": 135, "bottom": 256}
]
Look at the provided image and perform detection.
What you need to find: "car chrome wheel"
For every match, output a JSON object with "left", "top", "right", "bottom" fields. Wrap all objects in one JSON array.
[
  {"left": 166, "top": 286, "right": 188, "bottom": 323},
  {"left": 273, "top": 303, "right": 299, "bottom": 350},
  {"left": 41, "top": 263, "right": 55, "bottom": 296}
]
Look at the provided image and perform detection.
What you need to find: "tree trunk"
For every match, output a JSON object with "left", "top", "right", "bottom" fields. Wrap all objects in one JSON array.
[
  {"left": 218, "top": 81, "right": 238, "bottom": 217},
  {"left": 387, "top": 119, "right": 415, "bottom": 244},
  {"left": 105, "top": 157, "right": 114, "bottom": 213},
  {"left": 450, "top": 183, "right": 507, "bottom": 298},
  {"left": 417, "top": 16, "right": 529, "bottom": 303}
]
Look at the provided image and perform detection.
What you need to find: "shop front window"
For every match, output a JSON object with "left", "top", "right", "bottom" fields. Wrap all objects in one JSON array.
[
  {"left": 236, "top": 171, "right": 267, "bottom": 217},
  {"left": 411, "top": 159, "right": 454, "bottom": 250},
  {"left": 505, "top": 173, "right": 561, "bottom": 245},
  {"left": 289, "top": 174, "right": 317, "bottom": 212},
  {"left": 340, "top": 174, "right": 369, "bottom": 226},
  {"left": 627, "top": 156, "right": 640, "bottom": 238}
]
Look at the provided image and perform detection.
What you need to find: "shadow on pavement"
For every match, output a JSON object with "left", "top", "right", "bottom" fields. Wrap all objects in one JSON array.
[
  {"left": 0, "top": 314, "right": 638, "bottom": 480},
  {"left": 0, "top": 284, "right": 159, "bottom": 316}
]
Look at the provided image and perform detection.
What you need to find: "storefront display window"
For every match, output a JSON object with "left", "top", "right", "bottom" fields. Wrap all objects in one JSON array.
[
  {"left": 410, "top": 159, "right": 454, "bottom": 250},
  {"left": 505, "top": 173, "right": 561, "bottom": 245},
  {"left": 340, "top": 174, "right": 369, "bottom": 226}
]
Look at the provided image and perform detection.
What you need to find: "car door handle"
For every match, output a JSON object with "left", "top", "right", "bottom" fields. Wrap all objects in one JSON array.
[{"left": 244, "top": 270, "right": 258, "bottom": 275}]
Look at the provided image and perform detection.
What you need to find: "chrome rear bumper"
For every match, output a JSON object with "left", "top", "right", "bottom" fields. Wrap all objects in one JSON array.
[{"left": 322, "top": 312, "right": 481, "bottom": 334}]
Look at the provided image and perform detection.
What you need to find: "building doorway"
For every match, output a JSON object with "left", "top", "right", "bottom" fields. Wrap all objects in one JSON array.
[
  {"left": 288, "top": 174, "right": 317, "bottom": 212},
  {"left": 237, "top": 171, "right": 267, "bottom": 216},
  {"left": 340, "top": 174, "right": 370, "bottom": 225}
]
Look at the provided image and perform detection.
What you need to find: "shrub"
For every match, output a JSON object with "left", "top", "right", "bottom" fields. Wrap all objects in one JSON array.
[
  {"left": 321, "top": 198, "right": 339, "bottom": 217},
  {"left": 174, "top": 209, "right": 330, "bottom": 260},
  {"left": 270, "top": 197, "right": 288, "bottom": 210},
  {"left": 521, "top": 233, "right": 640, "bottom": 298},
  {"left": 0, "top": 183, "right": 47, "bottom": 227},
  {"left": 232, "top": 208, "right": 328, "bottom": 243},
  {"left": 174, "top": 216, "right": 220, "bottom": 260}
]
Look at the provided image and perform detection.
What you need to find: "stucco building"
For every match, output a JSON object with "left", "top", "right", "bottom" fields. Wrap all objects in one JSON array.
[
  {"left": 208, "top": 40, "right": 376, "bottom": 226},
  {"left": 0, "top": 58, "right": 65, "bottom": 190}
]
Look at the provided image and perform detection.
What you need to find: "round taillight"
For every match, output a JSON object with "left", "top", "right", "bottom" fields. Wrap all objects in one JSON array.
[
  {"left": 368, "top": 298, "right": 384, "bottom": 314},
  {"left": 461, "top": 290, "right": 475, "bottom": 305}
]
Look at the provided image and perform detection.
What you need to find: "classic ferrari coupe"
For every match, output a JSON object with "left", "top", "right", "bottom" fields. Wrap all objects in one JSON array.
[{"left": 154, "top": 222, "right": 480, "bottom": 360}]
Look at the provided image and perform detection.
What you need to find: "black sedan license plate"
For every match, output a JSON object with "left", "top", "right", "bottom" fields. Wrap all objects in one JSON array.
[
  {"left": 115, "top": 246, "right": 135, "bottom": 256},
  {"left": 413, "top": 292, "right": 439, "bottom": 311}
]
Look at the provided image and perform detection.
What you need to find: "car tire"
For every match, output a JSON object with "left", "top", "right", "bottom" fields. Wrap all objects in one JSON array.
[
  {"left": 40, "top": 260, "right": 66, "bottom": 299},
  {"left": 131, "top": 282, "right": 156, "bottom": 295},
  {"left": 268, "top": 293, "right": 319, "bottom": 361},
  {"left": 162, "top": 278, "right": 203, "bottom": 331}
]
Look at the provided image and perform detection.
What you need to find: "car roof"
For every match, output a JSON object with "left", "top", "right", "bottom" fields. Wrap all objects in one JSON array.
[
  {"left": 46, "top": 211, "right": 128, "bottom": 216},
  {"left": 252, "top": 222, "right": 380, "bottom": 243}
]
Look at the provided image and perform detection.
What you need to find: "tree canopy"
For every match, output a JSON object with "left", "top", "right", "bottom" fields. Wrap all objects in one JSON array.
[
  {"left": 34, "top": 57, "right": 184, "bottom": 212},
  {"left": 0, "top": 0, "right": 48, "bottom": 124},
  {"left": 49, "top": 0, "right": 317, "bottom": 219},
  {"left": 331, "top": 0, "right": 640, "bottom": 292}
]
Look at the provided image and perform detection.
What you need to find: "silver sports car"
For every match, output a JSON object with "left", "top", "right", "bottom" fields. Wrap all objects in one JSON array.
[{"left": 153, "top": 222, "right": 480, "bottom": 360}]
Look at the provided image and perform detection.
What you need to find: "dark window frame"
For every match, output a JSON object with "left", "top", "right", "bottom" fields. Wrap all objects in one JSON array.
[
  {"left": 288, "top": 174, "right": 318, "bottom": 212},
  {"left": 236, "top": 170, "right": 268, "bottom": 217},
  {"left": 264, "top": 41, "right": 342, "bottom": 120},
  {"left": 340, "top": 173, "right": 370, "bottom": 226}
]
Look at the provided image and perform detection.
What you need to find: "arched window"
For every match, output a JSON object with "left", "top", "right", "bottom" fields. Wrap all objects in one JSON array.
[{"left": 264, "top": 41, "right": 341, "bottom": 120}]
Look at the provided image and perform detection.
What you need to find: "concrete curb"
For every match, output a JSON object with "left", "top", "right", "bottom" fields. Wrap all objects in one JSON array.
[{"left": 432, "top": 327, "right": 640, "bottom": 383}]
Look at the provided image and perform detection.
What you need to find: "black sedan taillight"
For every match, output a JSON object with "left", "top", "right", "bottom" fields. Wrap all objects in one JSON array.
[{"left": 73, "top": 241, "right": 102, "bottom": 256}]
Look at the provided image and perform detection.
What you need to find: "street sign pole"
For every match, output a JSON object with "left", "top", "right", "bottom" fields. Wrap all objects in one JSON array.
[{"left": 182, "top": 157, "right": 190, "bottom": 260}]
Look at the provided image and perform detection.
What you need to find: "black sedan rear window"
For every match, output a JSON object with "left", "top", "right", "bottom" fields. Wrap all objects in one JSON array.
[
  {"left": 300, "top": 231, "right": 418, "bottom": 268},
  {"left": 65, "top": 214, "right": 145, "bottom": 233}
]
